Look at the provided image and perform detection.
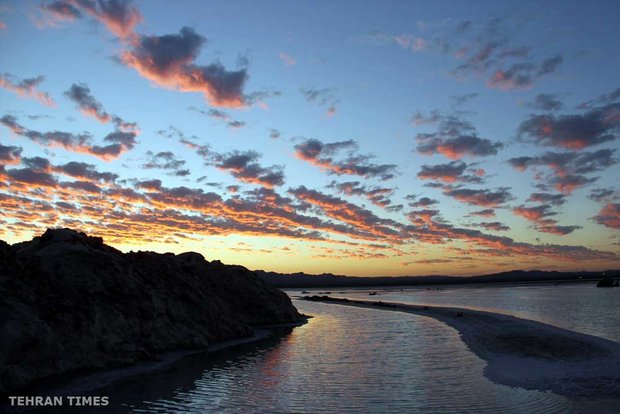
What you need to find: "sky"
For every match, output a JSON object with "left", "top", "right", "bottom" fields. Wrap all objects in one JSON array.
[{"left": 0, "top": 0, "right": 619, "bottom": 276}]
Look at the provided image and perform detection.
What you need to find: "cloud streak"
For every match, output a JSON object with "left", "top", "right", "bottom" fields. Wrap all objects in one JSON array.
[
  {"left": 1, "top": 115, "right": 136, "bottom": 161},
  {"left": 0, "top": 74, "right": 55, "bottom": 106},
  {"left": 65, "top": 83, "right": 138, "bottom": 132},
  {"left": 295, "top": 138, "right": 397, "bottom": 181}
]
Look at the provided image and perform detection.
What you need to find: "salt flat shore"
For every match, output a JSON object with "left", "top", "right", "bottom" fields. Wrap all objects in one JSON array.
[{"left": 301, "top": 296, "right": 620, "bottom": 399}]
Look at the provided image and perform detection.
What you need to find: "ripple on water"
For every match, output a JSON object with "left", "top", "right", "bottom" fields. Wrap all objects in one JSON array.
[{"left": 112, "top": 300, "right": 613, "bottom": 414}]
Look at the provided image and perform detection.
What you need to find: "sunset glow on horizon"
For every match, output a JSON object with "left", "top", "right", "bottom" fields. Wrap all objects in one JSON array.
[{"left": 1, "top": 0, "right": 619, "bottom": 276}]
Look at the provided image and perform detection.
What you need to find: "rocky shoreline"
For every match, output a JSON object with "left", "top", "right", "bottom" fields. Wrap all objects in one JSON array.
[{"left": 0, "top": 228, "right": 303, "bottom": 394}]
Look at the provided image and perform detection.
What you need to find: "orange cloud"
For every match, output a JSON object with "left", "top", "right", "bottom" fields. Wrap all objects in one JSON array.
[
  {"left": 593, "top": 203, "right": 620, "bottom": 229},
  {"left": 0, "top": 74, "right": 55, "bottom": 107},
  {"left": 120, "top": 27, "right": 247, "bottom": 108}
]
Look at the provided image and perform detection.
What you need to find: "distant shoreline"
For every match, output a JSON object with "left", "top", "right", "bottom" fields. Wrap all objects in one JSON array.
[
  {"left": 300, "top": 296, "right": 620, "bottom": 399},
  {"left": 259, "top": 269, "right": 620, "bottom": 288}
]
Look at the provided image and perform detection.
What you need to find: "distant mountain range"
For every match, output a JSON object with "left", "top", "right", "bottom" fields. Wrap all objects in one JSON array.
[{"left": 255, "top": 269, "right": 620, "bottom": 288}]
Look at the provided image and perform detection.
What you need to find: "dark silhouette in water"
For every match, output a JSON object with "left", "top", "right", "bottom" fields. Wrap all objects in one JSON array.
[
  {"left": 0, "top": 228, "right": 302, "bottom": 394},
  {"left": 597, "top": 276, "right": 618, "bottom": 287}
]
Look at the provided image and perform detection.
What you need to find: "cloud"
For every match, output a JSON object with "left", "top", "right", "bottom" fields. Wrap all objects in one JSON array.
[
  {"left": 295, "top": 138, "right": 397, "bottom": 181},
  {"left": 476, "top": 222, "right": 510, "bottom": 231},
  {"left": 328, "top": 181, "right": 395, "bottom": 208},
  {"left": 588, "top": 188, "right": 616, "bottom": 203},
  {"left": 142, "top": 151, "right": 189, "bottom": 176},
  {"left": 289, "top": 185, "right": 403, "bottom": 240},
  {"left": 0, "top": 74, "right": 55, "bottom": 106},
  {"left": 5, "top": 167, "right": 57, "bottom": 188},
  {"left": 269, "top": 129, "right": 281, "bottom": 139},
  {"left": 527, "top": 192, "right": 566, "bottom": 206},
  {"left": 410, "top": 197, "right": 438, "bottom": 208},
  {"left": 552, "top": 175, "right": 598, "bottom": 195},
  {"left": 513, "top": 204, "right": 556, "bottom": 221},
  {"left": 189, "top": 106, "right": 245, "bottom": 129},
  {"left": 1, "top": 115, "right": 137, "bottom": 161},
  {"left": 486, "top": 56, "right": 562, "bottom": 90},
  {"left": 200, "top": 150, "right": 284, "bottom": 188},
  {"left": 65, "top": 83, "right": 138, "bottom": 131},
  {"left": 279, "top": 52, "right": 296, "bottom": 67},
  {"left": 135, "top": 179, "right": 162, "bottom": 191},
  {"left": 513, "top": 204, "right": 580, "bottom": 235},
  {"left": 0, "top": 144, "right": 22, "bottom": 166},
  {"left": 533, "top": 221, "right": 581, "bottom": 236},
  {"left": 517, "top": 102, "right": 620, "bottom": 149},
  {"left": 443, "top": 187, "right": 512, "bottom": 207},
  {"left": 121, "top": 27, "right": 248, "bottom": 107},
  {"left": 469, "top": 208, "right": 495, "bottom": 218},
  {"left": 1, "top": 114, "right": 93, "bottom": 155},
  {"left": 357, "top": 31, "right": 426, "bottom": 52},
  {"left": 416, "top": 115, "right": 503, "bottom": 159},
  {"left": 592, "top": 203, "right": 620, "bottom": 229},
  {"left": 413, "top": 258, "right": 452, "bottom": 265},
  {"left": 408, "top": 209, "right": 440, "bottom": 225},
  {"left": 578, "top": 88, "right": 620, "bottom": 110},
  {"left": 359, "top": 17, "right": 564, "bottom": 91},
  {"left": 61, "top": 180, "right": 102, "bottom": 193},
  {"left": 54, "top": 161, "right": 118, "bottom": 182},
  {"left": 528, "top": 93, "right": 563, "bottom": 112},
  {"left": 40, "top": 1, "right": 82, "bottom": 21},
  {"left": 450, "top": 93, "right": 479, "bottom": 108},
  {"left": 49, "top": 0, "right": 142, "bottom": 39},
  {"left": 244, "top": 90, "right": 282, "bottom": 108},
  {"left": 411, "top": 110, "right": 442, "bottom": 126},
  {"left": 446, "top": 19, "right": 562, "bottom": 90},
  {"left": 1, "top": 157, "right": 615, "bottom": 264},
  {"left": 417, "top": 161, "right": 468, "bottom": 183},
  {"left": 89, "top": 130, "right": 137, "bottom": 160},
  {"left": 300, "top": 87, "right": 340, "bottom": 117},
  {"left": 508, "top": 149, "right": 616, "bottom": 194}
]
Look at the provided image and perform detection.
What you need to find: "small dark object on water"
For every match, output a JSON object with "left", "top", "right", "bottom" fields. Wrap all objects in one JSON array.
[
  {"left": 369, "top": 292, "right": 378, "bottom": 296},
  {"left": 597, "top": 277, "right": 617, "bottom": 288},
  {"left": 456, "top": 312, "right": 464, "bottom": 317},
  {"left": 302, "top": 295, "right": 349, "bottom": 303},
  {"left": 423, "top": 306, "right": 428, "bottom": 310},
  {"left": 372, "top": 301, "right": 397, "bottom": 308}
]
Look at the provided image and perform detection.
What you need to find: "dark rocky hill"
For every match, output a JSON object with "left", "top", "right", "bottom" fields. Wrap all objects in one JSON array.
[{"left": 0, "top": 228, "right": 301, "bottom": 393}]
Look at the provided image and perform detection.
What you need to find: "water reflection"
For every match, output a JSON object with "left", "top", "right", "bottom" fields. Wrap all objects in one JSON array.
[{"left": 28, "top": 294, "right": 620, "bottom": 413}]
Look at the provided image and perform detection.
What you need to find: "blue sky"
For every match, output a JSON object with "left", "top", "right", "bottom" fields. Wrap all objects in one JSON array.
[{"left": 0, "top": 0, "right": 619, "bottom": 276}]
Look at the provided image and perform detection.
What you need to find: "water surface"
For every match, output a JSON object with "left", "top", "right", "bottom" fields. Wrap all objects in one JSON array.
[
  {"left": 47, "top": 288, "right": 620, "bottom": 413},
  {"left": 294, "top": 282, "right": 620, "bottom": 342}
]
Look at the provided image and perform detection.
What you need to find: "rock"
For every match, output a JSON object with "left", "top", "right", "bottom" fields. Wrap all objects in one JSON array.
[
  {"left": 597, "top": 277, "right": 617, "bottom": 287},
  {"left": 0, "top": 228, "right": 302, "bottom": 393}
]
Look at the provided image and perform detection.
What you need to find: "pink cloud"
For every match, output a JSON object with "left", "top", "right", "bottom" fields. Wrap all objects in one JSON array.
[
  {"left": 0, "top": 74, "right": 55, "bottom": 106},
  {"left": 278, "top": 52, "right": 296, "bottom": 67}
]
